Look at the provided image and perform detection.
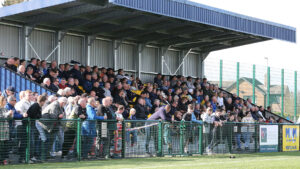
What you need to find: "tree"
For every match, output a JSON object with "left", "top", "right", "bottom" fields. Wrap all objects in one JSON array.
[{"left": 2, "top": 0, "right": 25, "bottom": 6}]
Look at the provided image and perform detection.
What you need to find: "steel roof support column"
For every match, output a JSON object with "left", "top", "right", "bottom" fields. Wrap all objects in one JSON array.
[
  {"left": 86, "top": 36, "right": 96, "bottom": 66},
  {"left": 24, "top": 26, "right": 34, "bottom": 61},
  {"left": 137, "top": 44, "right": 145, "bottom": 78},
  {"left": 160, "top": 46, "right": 169, "bottom": 74},
  {"left": 113, "top": 40, "right": 122, "bottom": 71},
  {"left": 200, "top": 53, "right": 209, "bottom": 78},
  {"left": 181, "top": 51, "right": 186, "bottom": 77},
  {"left": 57, "top": 31, "right": 66, "bottom": 65}
]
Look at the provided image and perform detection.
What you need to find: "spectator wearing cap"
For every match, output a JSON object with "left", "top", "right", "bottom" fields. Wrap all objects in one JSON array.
[
  {"left": 1, "top": 86, "right": 16, "bottom": 99},
  {"left": 70, "top": 64, "right": 82, "bottom": 83}
]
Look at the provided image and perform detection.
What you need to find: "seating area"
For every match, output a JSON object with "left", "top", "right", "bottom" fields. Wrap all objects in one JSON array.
[{"left": 0, "top": 57, "right": 290, "bottom": 165}]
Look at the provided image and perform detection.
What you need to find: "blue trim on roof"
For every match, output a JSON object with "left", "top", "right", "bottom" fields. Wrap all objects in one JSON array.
[
  {"left": 109, "top": 0, "right": 296, "bottom": 43},
  {"left": 0, "top": 0, "right": 76, "bottom": 18}
]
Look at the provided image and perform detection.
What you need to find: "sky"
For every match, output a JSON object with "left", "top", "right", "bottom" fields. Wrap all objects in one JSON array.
[{"left": 189, "top": 0, "right": 299, "bottom": 77}]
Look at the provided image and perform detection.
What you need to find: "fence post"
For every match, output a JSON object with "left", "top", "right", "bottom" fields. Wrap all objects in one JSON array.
[
  {"left": 198, "top": 125, "right": 203, "bottom": 155},
  {"left": 281, "top": 69, "right": 284, "bottom": 117},
  {"left": 267, "top": 67, "right": 270, "bottom": 107},
  {"left": 253, "top": 65, "right": 256, "bottom": 104},
  {"left": 237, "top": 62, "right": 240, "bottom": 97},
  {"left": 228, "top": 124, "right": 233, "bottom": 154},
  {"left": 180, "top": 121, "right": 184, "bottom": 155},
  {"left": 25, "top": 118, "right": 31, "bottom": 164},
  {"left": 220, "top": 60, "right": 223, "bottom": 88},
  {"left": 294, "top": 71, "right": 297, "bottom": 122},
  {"left": 278, "top": 124, "right": 281, "bottom": 152},
  {"left": 254, "top": 123, "right": 258, "bottom": 152},
  {"left": 157, "top": 121, "right": 163, "bottom": 157},
  {"left": 77, "top": 118, "right": 81, "bottom": 161},
  {"left": 121, "top": 120, "right": 126, "bottom": 158}
]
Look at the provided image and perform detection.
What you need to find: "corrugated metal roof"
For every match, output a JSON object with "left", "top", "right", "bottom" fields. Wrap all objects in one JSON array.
[
  {"left": 0, "top": 0, "right": 296, "bottom": 52},
  {"left": 109, "top": 0, "right": 296, "bottom": 43}
]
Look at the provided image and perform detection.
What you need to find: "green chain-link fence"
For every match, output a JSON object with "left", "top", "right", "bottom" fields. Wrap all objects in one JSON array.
[
  {"left": 1, "top": 119, "right": 300, "bottom": 165},
  {"left": 205, "top": 59, "right": 299, "bottom": 122}
]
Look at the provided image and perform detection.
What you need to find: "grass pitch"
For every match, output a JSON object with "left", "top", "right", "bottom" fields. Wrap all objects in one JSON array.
[{"left": 3, "top": 152, "right": 300, "bottom": 169}]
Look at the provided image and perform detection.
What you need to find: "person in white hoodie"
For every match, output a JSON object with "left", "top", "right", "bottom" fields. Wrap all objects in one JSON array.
[{"left": 201, "top": 107, "right": 213, "bottom": 153}]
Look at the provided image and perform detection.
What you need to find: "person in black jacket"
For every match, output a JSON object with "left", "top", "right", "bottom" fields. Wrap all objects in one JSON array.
[
  {"left": 91, "top": 81, "right": 105, "bottom": 102},
  {"left": 27, "top": 95, "right": 47, "bottom": 161},
  {"left": 134, "top": 98, "right": 148, "bottom": 120}
]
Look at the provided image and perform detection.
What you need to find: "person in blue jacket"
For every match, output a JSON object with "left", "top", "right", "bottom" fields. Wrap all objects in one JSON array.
[{"left": 81, "top": 97, "right": 106, "bottom": 159}]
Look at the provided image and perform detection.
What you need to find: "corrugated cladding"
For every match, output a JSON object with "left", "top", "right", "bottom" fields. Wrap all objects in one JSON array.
[
  {"left": 60, "top": 34, "right": 84, "bottom": 65},
  {"left": 110, "top": 0, "right": 296, "bottom": 43},
  {"left": 90, "top": 39, "right": 113, "bottom": 68},
  {"left": 0, "top": 24, "right": 20, "bottom": 58},
  {"left": 184, "top": 53, "right": 199, "bottom": 77},
  {"left": 140, "top": 73, "right": 156, "bottom": 83},
  {"left": 117, "top": 43, "right": 137, "bottom": 71},
  {"left": 163, "top": 50, "right": 179, "bottom": 75},
  {"left": 28, "top": 29, "right": 56, "bottom": 61},
  {"left": 141, "top": 46, "right": 159, "bottom": 72}
]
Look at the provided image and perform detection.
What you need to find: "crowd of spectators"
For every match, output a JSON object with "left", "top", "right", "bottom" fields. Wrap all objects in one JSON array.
[{"left": 0, "top": 57, "right": 285, "bottom": 165}]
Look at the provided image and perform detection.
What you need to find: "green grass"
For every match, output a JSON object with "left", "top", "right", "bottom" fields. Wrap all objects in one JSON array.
[{"left": 3, "top": 152, "right": 300, "bottom": 169}]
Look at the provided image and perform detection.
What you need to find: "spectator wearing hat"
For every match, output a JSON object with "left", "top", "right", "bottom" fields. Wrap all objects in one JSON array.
[{"left": 1, "top": 86, "right": 16, "bottom": 99}]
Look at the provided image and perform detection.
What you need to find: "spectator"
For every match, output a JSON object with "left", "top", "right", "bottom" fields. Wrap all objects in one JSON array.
[
  {"left": 27, "top": 95, "right": 47, "bottom": 162},
  {"left": 40, "top": 60, "right": 48, "bottom": 76},
  {"left": 25, "top": 66, "right": 36, "bottom": 81},
  {"left": 83, "top": 73, "right": 93, "bottom": 93},
  {"left": 0, "top": 96, "right": 13, "bottom": 165},
  {"left": 62, "top": 98, "right": 86, "bottom": 159},
  {"left": 146, "top": 105, "right": 171, "bottom": 156},
  {"left": 134, "top": 98, "right": 148, "bottom": 120},
  {"left": 17, "top": 65, "right": 26, "bottom": 77},
  {"left": 1, "top": 86, "right": 16, "bottom": 98},
  {"left": 59, "top": 78, "right": 67, "bottom": 89},
  {"left": 241, "top": 111, "right": 255, "bottom": 150},
  {"left": 26, "top": 58, "right": 38, "bottom": 75},
  {"left": 81, "top": 97, "right": 105, "bottom": 159},
  {"left": 4, "top": 58, "right": 17, "bottom": 72},
  {"left": 42, "top": 78, "right": 51, "bottom": 89},
  {"left": 38, "top": 97, "right": 67, "bottom": 159}
]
